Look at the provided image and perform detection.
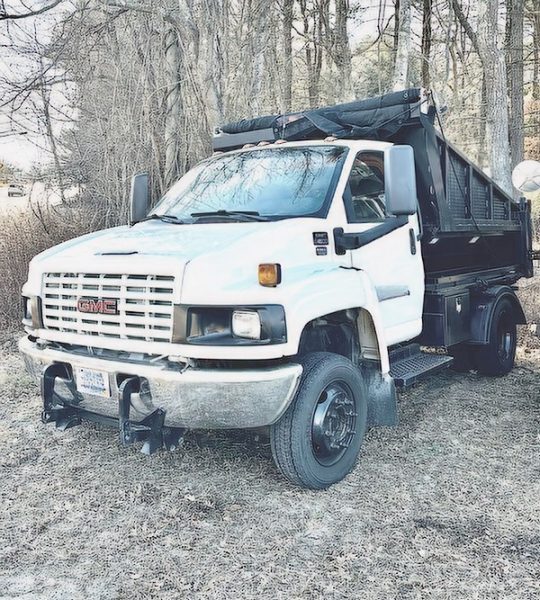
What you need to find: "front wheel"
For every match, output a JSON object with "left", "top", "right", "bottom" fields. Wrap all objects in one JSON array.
[{"left": 270, "top": 352, "right": 367, "bottom": 489}]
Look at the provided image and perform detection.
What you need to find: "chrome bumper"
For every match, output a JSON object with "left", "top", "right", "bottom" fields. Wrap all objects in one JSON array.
[{"left": 19, "top": 337, "right": 302, "bottom": 429}]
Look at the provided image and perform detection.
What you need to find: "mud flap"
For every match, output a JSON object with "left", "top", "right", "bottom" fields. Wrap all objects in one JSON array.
[{"left": 361, "top": 365, "right": 398, "bottom": 427}]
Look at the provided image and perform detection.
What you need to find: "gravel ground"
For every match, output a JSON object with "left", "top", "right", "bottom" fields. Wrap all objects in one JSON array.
[{"left": 1, "top": 331, "right": 539, "bottom": 600}]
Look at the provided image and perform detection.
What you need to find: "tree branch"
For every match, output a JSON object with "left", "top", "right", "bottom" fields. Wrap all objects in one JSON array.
[
  {"left": 450, "top": 0, "right": 479, "bottom": 54},
  {"left": 0, "top": 0, "right": 64, "bottom": 20}
]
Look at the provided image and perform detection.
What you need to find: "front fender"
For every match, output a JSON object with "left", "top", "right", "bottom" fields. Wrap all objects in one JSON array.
[{"left": 285, "top": 267, "right": 391, "bottom": 372}]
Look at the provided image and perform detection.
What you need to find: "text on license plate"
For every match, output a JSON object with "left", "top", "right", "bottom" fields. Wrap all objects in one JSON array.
[{"left": 76, "top": 368, "right": 111, "bottom": 398}]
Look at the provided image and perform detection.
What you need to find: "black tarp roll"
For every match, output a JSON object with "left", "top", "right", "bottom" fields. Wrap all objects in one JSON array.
[{"left": 219, "top": 88, "right": 424, "bottom": 141}]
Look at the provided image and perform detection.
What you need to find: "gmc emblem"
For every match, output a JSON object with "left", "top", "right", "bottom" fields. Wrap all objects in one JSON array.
[{"left": 77, "top": 297, "right": 118, "bottom": 315}]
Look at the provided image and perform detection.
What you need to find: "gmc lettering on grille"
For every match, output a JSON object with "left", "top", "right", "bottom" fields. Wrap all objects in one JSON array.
[{"left": 77, "top": 298, "right": 118, "bottom": 315}]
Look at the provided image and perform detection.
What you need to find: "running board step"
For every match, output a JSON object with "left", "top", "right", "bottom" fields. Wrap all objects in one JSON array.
[{"left": 389, "top": 344, "right": 453, "bottom": 388}]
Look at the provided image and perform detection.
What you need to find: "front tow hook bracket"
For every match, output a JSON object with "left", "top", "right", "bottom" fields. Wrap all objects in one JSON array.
[
  {"left": 41, "top": 363, "right": 82, "bottom": 430},
  {"left": 118, "top": 377, "right": 186, "bottom": 455}
]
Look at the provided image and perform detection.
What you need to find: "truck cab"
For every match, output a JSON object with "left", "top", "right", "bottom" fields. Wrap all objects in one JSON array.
[{"left": 19, "top": 89, "right": 533, "bottom": 489}]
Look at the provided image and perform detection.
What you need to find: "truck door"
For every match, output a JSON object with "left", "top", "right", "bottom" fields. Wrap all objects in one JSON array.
[{"left": 342, "top": 150, "right": 425, "bottom": 345}]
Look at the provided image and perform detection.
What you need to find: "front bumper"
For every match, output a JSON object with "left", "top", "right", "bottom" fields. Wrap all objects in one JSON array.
[{"left": 19, "top": 336, "right": 302, "bottom": 429}]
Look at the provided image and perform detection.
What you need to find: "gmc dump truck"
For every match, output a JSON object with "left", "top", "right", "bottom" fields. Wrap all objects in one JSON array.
[{"left": 20, "top": 88, "right": 534, "bottom": 489}]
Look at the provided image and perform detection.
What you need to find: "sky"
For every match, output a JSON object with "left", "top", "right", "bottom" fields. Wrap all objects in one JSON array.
[{"left": 0, "top": 117, "right": 44, "bottom": 171}]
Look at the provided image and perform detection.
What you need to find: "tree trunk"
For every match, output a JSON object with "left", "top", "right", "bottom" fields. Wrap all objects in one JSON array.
[
  {"left": 477, "top": 0, "right": 513, "bottom": 193},
  {"left": 299, "top": 0, "right": 319, "bottom": 106},
  {"left": 528, "top": 0, "right": 540, "bottom": 100},
  {"left": 393, "top": 0, "right": 400, "bottom": 69},
  {"left": 202, "top": 0, "right": 225, "bottom": 130},
  {"left": 38, "top": 64, "right": 66, "bottom": 204},
  {"left": 281, "top": 0, "right": 293, "bottom": 111},
  {"left": 505, "top": 0, "right": 524, "bottom": 168},
  {"left": 421, "top": 0, "right": 432, "bottom": 87},
  {"left": 249, "top": 0, "right": 270, "bottom": 114},
  {"left": 333, "top": 0, "right": 353, "bottom": 100},
  {"left": 392, "top": 0, "right": 411, "bottom": 90},
  {"left": 163, "top": 25, "right": 183, "bottom": 188},
  {"left": 478, "top": 77, "right": 488, "bottom": 166}
]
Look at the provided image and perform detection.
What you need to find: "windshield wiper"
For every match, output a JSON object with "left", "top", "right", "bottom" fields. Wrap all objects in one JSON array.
[
  {"left": 138, "top": 213, "right": 187, "bottom": 224},
  {"left": 190, "top": 210, "right": 269, "bottom": 222}
]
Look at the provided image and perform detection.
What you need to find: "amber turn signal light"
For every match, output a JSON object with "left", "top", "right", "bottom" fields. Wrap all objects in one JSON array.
[{"left": 258, "top": 263, "right": 281, "bottom": 287}]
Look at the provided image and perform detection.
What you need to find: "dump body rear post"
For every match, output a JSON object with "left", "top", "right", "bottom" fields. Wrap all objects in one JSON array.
[{"left": 19, "top": 87, "right": 533, "bottom": 488}]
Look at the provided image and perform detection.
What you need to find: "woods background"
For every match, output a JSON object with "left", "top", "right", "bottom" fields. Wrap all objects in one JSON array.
[{"left": 0, "top": 0, "right": 539, "bottom": 325}]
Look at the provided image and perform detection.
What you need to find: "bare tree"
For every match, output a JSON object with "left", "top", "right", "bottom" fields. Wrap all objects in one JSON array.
[
  {"left": 163, "top": 23, "right": 183, "bottom": 187},
  {"left": 477, "top": 0, "right": 512, "bottom": 192},
  {"left": 281, "top": 0, "right": 294, "bottom": 111},
  {"left": 392, "top": 0, "right": 411, "bottom": 90},
  {"left": 421, "top": 0, "right": 432, "bottom": 87},
  {"left": 506, "top": 0, "right": 524, "bottom": 167},
  {"left": 330, "top": 0, "right": 353, "bottom": 100},
  {"left": 525, "top": 0, "right": 539, "bottom": 100}
]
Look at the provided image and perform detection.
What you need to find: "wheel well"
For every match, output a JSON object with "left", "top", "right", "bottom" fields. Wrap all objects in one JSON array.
[{"left": 298, "top": 308, "right": 381, "bottom": 363}]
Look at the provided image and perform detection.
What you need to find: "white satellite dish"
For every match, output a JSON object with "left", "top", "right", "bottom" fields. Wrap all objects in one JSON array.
[{"left": 512, "top": 160, "right": 540, "bottom": 193}]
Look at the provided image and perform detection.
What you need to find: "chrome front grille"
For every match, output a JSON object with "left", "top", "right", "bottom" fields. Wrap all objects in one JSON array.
[{"left": 42, "top": 272, "right": 176, "bottom": 343}]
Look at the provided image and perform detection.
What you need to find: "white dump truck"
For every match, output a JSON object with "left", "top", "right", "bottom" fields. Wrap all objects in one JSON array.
[{"left": 19, "top": 89, "right": 534, "bottom": 488}]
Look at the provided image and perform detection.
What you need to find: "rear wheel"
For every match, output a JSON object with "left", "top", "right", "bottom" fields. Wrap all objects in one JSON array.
[
  {"left": 270, "top": 352, "right": 367, "bottom": 489},
  {"left": 473, "top": 298, "right": 517, "bottom": 376}
]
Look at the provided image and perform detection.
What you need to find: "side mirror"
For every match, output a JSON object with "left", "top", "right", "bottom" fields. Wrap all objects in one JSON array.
[
  {"left": 130, "top": 172, "right": 149, "bottom": 225},
  {"left": 384, "top": 145, "right": 417, "bottom": 216}
]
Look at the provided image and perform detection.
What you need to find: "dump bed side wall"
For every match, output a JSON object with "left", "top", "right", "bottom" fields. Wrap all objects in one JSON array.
[
  {"left": 392, "top": 120, "right": 531, "bottom": 281},
  {"left": 435, "top": 134, "right": 519, "bottom": 234}
]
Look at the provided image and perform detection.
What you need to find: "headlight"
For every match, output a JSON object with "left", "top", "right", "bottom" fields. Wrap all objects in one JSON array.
[{"left": 232, "top": 310, "right": 261, "bottom": 340}]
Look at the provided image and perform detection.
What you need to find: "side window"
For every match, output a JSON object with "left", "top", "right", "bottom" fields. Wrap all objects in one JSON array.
[{"left": 343, "top": 152, "right": 386, "bottom": 222}]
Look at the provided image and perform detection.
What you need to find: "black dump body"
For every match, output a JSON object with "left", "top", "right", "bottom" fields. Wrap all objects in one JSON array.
[{"left": 214, "top": 88, "right": 533, "bottom": 285}]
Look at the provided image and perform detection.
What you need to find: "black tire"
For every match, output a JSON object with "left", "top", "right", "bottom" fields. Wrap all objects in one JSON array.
[
  {"left": 448, "top": 343, "right": 476, "bottom": 372},
  {"left": 270, "top": 352, "right": 367, "bottom": 489},
  {"left": 473, "top": 298, "right": 517, "bottom": 376}
]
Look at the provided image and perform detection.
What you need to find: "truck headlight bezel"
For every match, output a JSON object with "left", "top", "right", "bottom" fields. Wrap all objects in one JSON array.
[
  {"left": 22, "top": 295, "right": 43, "bottom": 330},
  {"left": 172, "top": 305, "right": 286, "bottom": 345}
]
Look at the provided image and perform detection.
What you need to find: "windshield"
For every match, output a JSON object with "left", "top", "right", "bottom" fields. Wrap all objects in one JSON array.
[{"left": 152, "top": 145, "right": 347, "bottom": 221}]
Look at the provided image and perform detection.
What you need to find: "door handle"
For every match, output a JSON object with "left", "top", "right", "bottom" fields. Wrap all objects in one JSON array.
[{"left": 409, "top": 228, "right": 417, "bottom": 255}]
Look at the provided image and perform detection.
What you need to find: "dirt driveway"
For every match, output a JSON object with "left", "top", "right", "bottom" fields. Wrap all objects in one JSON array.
[{"left": 0, "top": 333, "right": 539, "bottom": 600}]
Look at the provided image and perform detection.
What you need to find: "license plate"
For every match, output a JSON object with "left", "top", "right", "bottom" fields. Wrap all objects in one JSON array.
[{"left": 76, "top": 368, "right": 111, "bottom": 398}]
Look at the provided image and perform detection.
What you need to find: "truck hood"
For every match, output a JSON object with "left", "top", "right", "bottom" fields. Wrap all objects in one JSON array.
[
  {"left": 31, "top": 220, "right": 269, "bottom": 262},
  {"left": 30, "top": 218, "right": 339, "bottom": 264}
]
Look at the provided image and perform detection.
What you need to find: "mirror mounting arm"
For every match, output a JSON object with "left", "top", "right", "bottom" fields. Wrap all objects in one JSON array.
[{"left": 333, "top": 216, "right": 408, "bottom": 255}]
